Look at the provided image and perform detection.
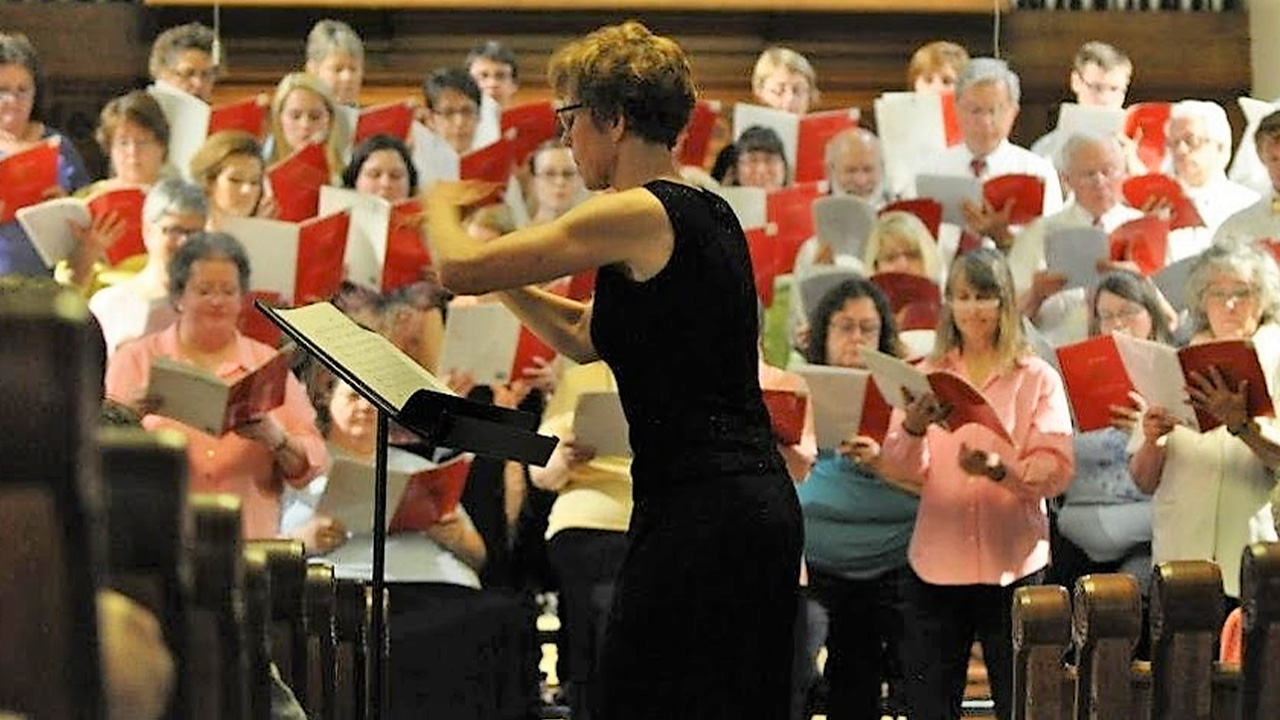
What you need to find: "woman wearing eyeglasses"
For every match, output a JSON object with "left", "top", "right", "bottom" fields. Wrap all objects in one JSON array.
[
  {"left": 1130, "top": 243, "right": 1280, "bottom": 610},
  {"left": 0, "top": 32, "right": 92, "bottom": 275},
  {"left": 1048, "top": 270, "right": 1171, "bottom": 648},
  {"left": 424, "top": 21, "right": 801, "bottom": 720},
  {"left": 879, "top": 247, "right": 1073, "bottom": 720},
  {"left": 528, "top": 140, "right": 586, "bottom": 226}
]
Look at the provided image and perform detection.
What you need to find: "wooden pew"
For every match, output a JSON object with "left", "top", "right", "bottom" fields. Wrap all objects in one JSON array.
[
  {"left": 334, "top": 580, "right": 372, "bottom": 720},
  {"left": 244, "top": 539, "right": 311, "bottom": 709},
  {"left": 99, "top": 427, "right": 192, "bottom": 720},
  {"left": 187, "top": 494, "right": 251, "bottom": 720},
  {"left": 1011, "top": 584, "right": 1073, "bottom": 720},
  {"left": 241, "top": 546, "right": 275, "bottom": 720},
  {"left": 305, "top": 562, "right": 339, "bottom": 720},
  {"left": 1072, "top": 573, "right": 1144, "bottom": 719},
  {"left": 1148, "top": 561, "right": 1226, "bottom": 718},
  {"left": 1238, "top": 542, "right": 1280, "bottom": 719},
  {"left": 0, "top": 287, "right": 105, "bottom": 720}
]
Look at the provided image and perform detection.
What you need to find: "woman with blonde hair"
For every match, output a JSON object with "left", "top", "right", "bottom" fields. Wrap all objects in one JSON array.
[
  {"left": 189, "top": 130, "right": 271, "bottom": 225},
  {"left": 264, "top": 72, "right": 348, "bottom": 183},
  {"left": 752, "top": 46, "right": 818, "bottom": 115},
  {"left": 864, "top": 210, "right": 943, "bottom": 282}
]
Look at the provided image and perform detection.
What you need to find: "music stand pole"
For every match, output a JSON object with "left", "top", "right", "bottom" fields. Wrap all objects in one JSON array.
[{"left": 371, "top": 409, "right": 389, "bottom": 719}]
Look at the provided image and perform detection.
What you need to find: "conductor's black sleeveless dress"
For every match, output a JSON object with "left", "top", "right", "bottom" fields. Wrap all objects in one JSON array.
[{"left": 589, "top": 179, "right": 803, "bottom": 719}]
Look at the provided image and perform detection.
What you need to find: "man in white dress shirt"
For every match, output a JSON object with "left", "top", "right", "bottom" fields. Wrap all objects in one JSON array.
[
  {"left": 915, "top": 57, "right": 1063, "bottom": 253},
  {"left": 1214, "top": 110, "right": 1280, "bottom": 247},
  {"left": 1016, "top": 133, "right": 1144, "bottom": 346},
  {"left": 1030, "top": 42, "right": 1133, "bottom": 167},
  {"left": 1165, "top": 100, "right": 1259, "bottom": 261}
]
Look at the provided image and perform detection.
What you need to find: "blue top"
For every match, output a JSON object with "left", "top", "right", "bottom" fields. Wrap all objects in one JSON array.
[
  {"left": 1057, "top": 427, "right": 1152, "bottom": 565},
  {"left": 0, "top": 127, "right": 92, "bottom": 275},
  {"left": 797, "top": 450, "right": 919, "bottom": 579}
]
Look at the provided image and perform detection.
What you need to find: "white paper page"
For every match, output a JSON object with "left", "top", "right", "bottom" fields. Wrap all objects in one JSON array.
[
  {"left": 861, "top": 347, "right": 932, "bottom": 410},
  {"left": 15, "top": 198, "right": 89, "bottom": 267},
  {"left": 315, "top": 456, "right": 412, "bottom": 533},
  {"left": 732, "top": 103, "right": 800, "bottom": 176},
  {"left": 273, "top": 302, "right": 455, "bottom": 409},
  {"left": 1044, "top": 226, "right": 1108, "bottom": 291},
  {"left": 319, "top": 186, "right": 390, "bottom": 290},
  {"left": 874, "top": 92, "right": 947, "bottom": 198},
  {"left": 437, "top": 302, "right": 521, "bottom": 384},
  {"left": 339, "top": 105, "right": 359, "bottom": 163},
  {"left": 714, "top": 186, "right": 768, "bottom": 230},
  {"left": 1055, "top": 104, "right": 1125, "bottom": 141},
  {"left": 1113, "top": 333, "right": 1197, "bottom": 427},
  {"left": 474, "top": 95, "right": 502, "bottom": 150},
  {"left": 1229, "top": 96, "right": 1280, "bottom": 193},
  {"left": 571, "top": 391, "right": 632, "bottom": 457},
  {"left": 812, "top": 195, "right": 876, "bottom": 258},
  {"left": 796, "top": 267, "right": 862, "bottom": 325},
  {"left": 146, "top": 356, "right": 229, "bottom": 435},
  {"left": 915, "top": 174, "right": 982, "bottom": 227},
  {"left": 410, "top": 122, "right": 461, "bottom": 187},
  {"left": 792, "top": 364, "right": 874, "bottom": 449},
  {"left": 148, "top": 84, "right": 210, "bottom": 181},
  {"left": 221, "top": 216, "right": 301, "bottom": 302}
]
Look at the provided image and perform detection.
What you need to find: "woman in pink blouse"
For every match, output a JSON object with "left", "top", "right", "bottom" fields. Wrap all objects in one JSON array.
[
  {"left": 104, "top": 231, "right": 327, "bottom": 538},
  {"left": 879, "top": 247, "right": 1074, "bottom": 720}
]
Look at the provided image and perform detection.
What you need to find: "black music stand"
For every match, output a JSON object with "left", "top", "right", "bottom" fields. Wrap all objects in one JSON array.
[{"left": 258, "top": 301, "right": 557, "bottom": 719}]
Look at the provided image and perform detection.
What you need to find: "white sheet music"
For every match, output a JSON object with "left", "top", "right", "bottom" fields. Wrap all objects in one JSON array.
[{"left": 792, "top": 364, "right": 876, "bottom": 449}]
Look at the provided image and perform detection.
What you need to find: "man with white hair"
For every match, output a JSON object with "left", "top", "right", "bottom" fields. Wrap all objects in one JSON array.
[
  {"left": 914, "top": 57, "right": 1063, "bottom": 252},
  {"left": 1214, "top": 109, "right": 1280, "bottom": 247},
  {"left": 824, "top": 127, "right": 889, "bottom": 206},
  {"left": 1014, "top": 132, "right": 1144, "bottom": 345},
  {"left": 1164, "top": 99, "right": 1258, "bottom": 261}
]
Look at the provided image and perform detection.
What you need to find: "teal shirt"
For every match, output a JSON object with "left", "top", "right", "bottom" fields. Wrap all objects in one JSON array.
[{"left": 797, "top": 450, "right": 920, "bottom": 579}]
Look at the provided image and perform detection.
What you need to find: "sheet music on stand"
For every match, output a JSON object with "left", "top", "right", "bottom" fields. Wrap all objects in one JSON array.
[{"left": 257, "top": 300, "right": 558, "bottom": 719}]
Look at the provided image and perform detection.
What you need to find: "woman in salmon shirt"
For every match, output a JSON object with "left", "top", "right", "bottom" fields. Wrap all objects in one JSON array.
[
  {"left": 878, "top": 246, "right": 1073, "bottom": 720},
  {"left": 104, "top": 231, "right": 328, "bottom": 538}
]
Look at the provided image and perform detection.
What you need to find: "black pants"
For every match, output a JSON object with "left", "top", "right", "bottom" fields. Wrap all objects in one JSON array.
[
  {"left": 547, "top": 528, "right": 629, "bottom": 720},
  {"left": 900, "top": 568, "right": 1044, "bottom": 720},
  {"left": 807, "top": 565, "right": 910, "bottom": 720}
]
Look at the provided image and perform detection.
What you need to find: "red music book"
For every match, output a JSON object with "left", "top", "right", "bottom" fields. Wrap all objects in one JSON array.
[
  {"left": 0, "top": 139, "right": 59, "bottom": 223},
  {"left": 87, "top": 187, "right": 147, "bottom": 265},
  {"left": 438, "top": 301, "right": 558, "bottom": 385},
  {"left": 1122, "top": 173, "right": 1204, "bottom": 230},
  {"left": 761, "top": 388, "right": 808, "bottom": 446},
  {"left": 678, "top": 98, "right": 721, "bottom": 168},
  {"left": 208, "top": 96, "right": 269, "bottom": 139},
  {"left": 267, "top": 142, "right": 329, "bottom": 222},
  {"left": 744, "top": 223, "right": 807, "bottom": 306},
  {"left": 388, "top": 454, "right": 472, "bottom": 531},
  {"left": 863, "top": 347, "right": 1013, "bottom": 444},
  {"left": 354, "top": 100, "right": 415, "bottom": 146},
  {"left": 766, "top": 181, "right": 825, "bottom": 244},
  {"left": 794, "top": 109, "right": 860, "bottom": 183},
  {"left": 793, "top": 365, "right": 893, "bottom": 445},
  {"left": 460, "top": 136, "right": 515, "bottom": 186},
  {"left": 222, "top": 210, "right": 351, "bottom": 304},
  {"left": 880, "top": 198, "right": 944, "bottom": 241},
  {"left": 500, "top": 100, "right": 558, "bottom": 165},
  {"left": 1124, "top": 102, "right": 1172, "bottom": 175},
  {"left": 382, "top": 200, "right": 430, "bottom": 292},
  {"left": 940, "top": 91, "right": 962, "bottom": 147},
  {"left": 565, "top": 268, "right": 597, "bottom": 301},
  {"left": 146, "top": 350, "right": 291, "bottom": 436},
  {"left": 870, "top": 272, "right": 942, "bottom": 313},
  {"left": 1054, "top": 335, "right": 1139, "bottom": 432},
  {"left": 1109, "top": 215, "right": 1171, "bottom": 276},
  {"left": 983, "top": 173, "right": 1046, "bottom": 225},
  {"left": 239, "top": 291, "right": 285, "bottom": 348}
]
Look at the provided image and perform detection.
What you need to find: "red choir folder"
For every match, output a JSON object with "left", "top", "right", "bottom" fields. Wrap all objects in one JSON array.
[
  {"left": 88, "top": 187, "right": 147, "bottom": 265},
  {"left": 1124, "top": 102, "right": 1172, "bottom": 175},
  {"left": 1054, "top": 335, "right": 1138, "bottom": 432},
  {"left": 208, "top": 96, "right": 269, "bottom": 139},
  {"left": 678, "top": 98, "right": 721, "bottom": 168},
  {"left": 880, "top": 198, "right": 944, "bottom": 241},
  {"left": 501, "top": 100, "right": 558, "bottom": 165},
  {"left": 863, "top": 347, "right": 1013, "bottom": 444},
  {"left": 388, "top": 454, "right": 472, "bottom": 531},
  {"left": 1056, "top": 334, "right": 1273, "bottom": 432},
  {"left": 982, "top": 173, "right": 1046, "bottom": 225},
  {"left": 295, "top": 212, "right": 351, "bottom": 302},
  {"left": 761, "top": 388, "right": 808, "bottom": 446},
  {"left": 382, "top": 199, "right": 429, "bottom": 292},
  {"left": 354, "top": 100, "right": 415, "bottom": 146},
  {"left": 566, "top": 268, "right": 597, "bottom": 301},
  {"left": 146, "top": 350, "right": 291, "bottom": 436},
  {"left": 513, "top": 326, "right": 557, "bottom": 382},
  {"left": 766, "top": 181, "right": 824, "bottom": 245},
  {"left": 1122, "top": 174, "right": 1204, "bottom": 230},
  {"left": 940, "top": 91, "right": 962, "bottom": 147},
  {"left": 793, "top": 365, "right": 893, "bottom": 445},
  {"left": 744, "top": 223, "right": 806, "bottom": 305},
  {"left": 870, "top": 271, "right": 943, "bottom": 331},
  {"left": 267, "top": 142, "right": 329, "bottom": 222},
  {"left": 460, "top": 136, "right": 515, "bottom": 186},
  {"left": 0, "top": 139, "right": 59, "bottom": 223},
  {"left": 1109, "top": 215, "right": 1171, "bottom": 276},
  {"left": 223, "top": 210, "right": 351, "bottom": 305},
  {"left": 239, "top": 291, "right": 285, "bottom": 348},
  {"left": 794, "top": 109, "right": 860, "bottom": 183}
]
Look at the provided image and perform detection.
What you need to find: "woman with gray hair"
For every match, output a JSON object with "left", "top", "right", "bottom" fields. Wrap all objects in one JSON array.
[
  {"left": 304, "top": 19, "right": 364, "bottom": 108},
  {"left": 1130, "top": 241, "right": 1280, "bottom": 605},
  {"left": 88, "top": 178, "right": 209, "bottom": 353}
]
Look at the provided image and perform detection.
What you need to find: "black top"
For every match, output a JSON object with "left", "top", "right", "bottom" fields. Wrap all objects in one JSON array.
[{"left": 591, "top": 179, "right": 784, "bottom": 498}]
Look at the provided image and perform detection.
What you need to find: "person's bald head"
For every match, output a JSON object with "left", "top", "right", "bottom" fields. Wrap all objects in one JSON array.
[
  {"left": 824, "top": 127, "right": 883, "bottom": 200},
  {"left": 1060, "top": 132, "right": 1125, "bottom": 219}
]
